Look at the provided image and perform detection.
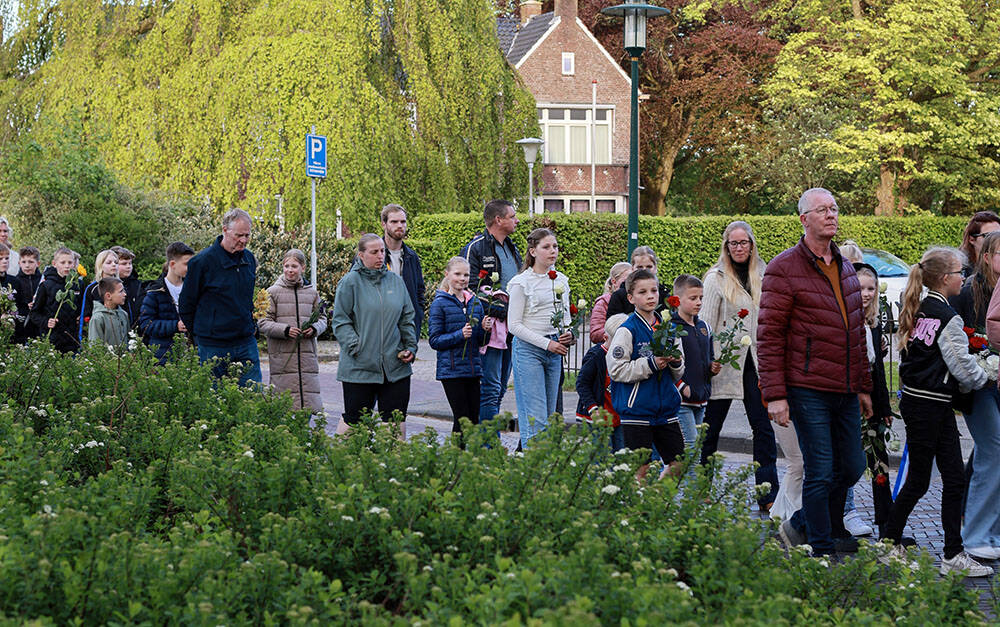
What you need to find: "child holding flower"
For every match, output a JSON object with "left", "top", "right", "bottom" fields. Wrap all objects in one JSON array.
[
  {"left": 428, "top": 257, "right": 493, "bottom": 439},
  {"left": 607, "top": 269, "right": 685, "bottom": 479},
  {"left": 507, "top": 228, "right": 574, "bottom": 449},
  {"left": 258, "top": 249, "right": 328, "bottom": 413},
  {"left": 30, "top": 247, "right": 85, "bottom": 354}
]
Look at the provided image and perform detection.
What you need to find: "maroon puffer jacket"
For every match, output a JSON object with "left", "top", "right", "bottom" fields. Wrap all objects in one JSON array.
[{"left": 757, "top": 238, "right": 872, "bottom": 402}]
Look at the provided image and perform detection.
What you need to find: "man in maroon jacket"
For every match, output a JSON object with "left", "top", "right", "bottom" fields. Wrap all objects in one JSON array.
[{"left": 758, "top": 188, "right": 873, "bottom": 557}]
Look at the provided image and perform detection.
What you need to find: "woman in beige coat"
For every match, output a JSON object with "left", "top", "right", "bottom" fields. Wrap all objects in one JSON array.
[
  {"left": 700, "top": 220, "right": 779, "bottom": 510},
  {"left": 259, "top": 249, "right": 328, "bottom": 412}
]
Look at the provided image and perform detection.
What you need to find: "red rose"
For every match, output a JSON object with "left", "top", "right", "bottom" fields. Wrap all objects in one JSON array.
[
  {"left": 970, "top": 336, "right": 988, "bottom": 350},
  {"left": 667, "top": 295, "right": 681, "bottom": 308},
  {"left": 84, "top": 317, "right": 90, "bottom": 323},
  {"left": 570, "top": 304, "right": 578, "bottom": 315},
  {"left": 547, "top": 270, "right": 557, "bottom": 280},
  {"left": 963, "top": 326, "right": 976, "bottom": 337},
  {"left": 875, "top": 473, "right": 888, "bottom": 487},
  {"left": 737, "top": 309, "right": 749, "bottom": 319},
  {"left": 478, "top": 269, "right": 488, "bottom": 279}
]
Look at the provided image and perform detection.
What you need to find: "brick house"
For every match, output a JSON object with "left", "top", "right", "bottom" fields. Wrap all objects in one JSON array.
[{"left": 500, "top": 0, "right": 631, "bottom": 214}]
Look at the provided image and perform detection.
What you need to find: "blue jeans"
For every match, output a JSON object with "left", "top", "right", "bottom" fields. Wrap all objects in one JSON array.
[
  {"left": 511, "top": 336, "right": 561, "bottom": 449},
  {"left": 787, "top": 386, "right": 866, "bottom": 555},
  {"left": 479, "top": 345, "right": 512, "bottom": 423},
  {"left": 678, "top": 405, "right": 705, "bottom": 479},
  {"left": 963, "top": 386, "right": 1000, "bottom": 548},
  {"left": 198, "top": 336, "right": 262, "bottom": 388}
]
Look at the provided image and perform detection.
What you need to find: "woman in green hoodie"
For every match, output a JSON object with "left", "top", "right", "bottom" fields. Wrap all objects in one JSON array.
[{"left": 332, "top": 234, "right": 418, "bottom": 435}]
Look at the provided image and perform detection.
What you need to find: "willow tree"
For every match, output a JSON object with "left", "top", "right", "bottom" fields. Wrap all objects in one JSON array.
[{"left": 1, "top": 0, "right": 538, "bottom": 230}]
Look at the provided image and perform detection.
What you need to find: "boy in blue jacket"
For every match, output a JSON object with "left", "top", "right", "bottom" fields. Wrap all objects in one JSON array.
[
  {"left": 672, "top": 274, "right": 721, "bottom": 461},
  {"left": 607, "top": 269, "right": 685, "bottom": 480},
  {"left": 139, "top": 242, "right": 194, "bottom": 363}
]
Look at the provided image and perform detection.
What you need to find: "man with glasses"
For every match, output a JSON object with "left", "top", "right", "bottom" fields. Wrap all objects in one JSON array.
[
  {"left": 179, "top": 208, "right": 262, "bottom": 386},
  {"left": 462, "top": 199, "right": 522, "bottom": 425},
  {"left": 757, "top": 188, "right": 873, "bottom": 557}
]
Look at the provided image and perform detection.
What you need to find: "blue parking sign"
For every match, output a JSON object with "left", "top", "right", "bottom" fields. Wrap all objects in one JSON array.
[{"left": 306, "top": 134, "right": 327, "bottom": 178}]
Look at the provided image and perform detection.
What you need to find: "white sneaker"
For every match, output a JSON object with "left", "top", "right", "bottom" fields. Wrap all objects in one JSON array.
[
  {"left": 878, "top": 544, "right": 917, "bottom": 570},
  {"left": 940, "top": 552, "right": 994, "bottom": 577},
  {"left": 966, "top": 546, "right": 1000, "bottom": 561},
  {"left": 843, "top": 511, "right": 873, "bottom": 537}
]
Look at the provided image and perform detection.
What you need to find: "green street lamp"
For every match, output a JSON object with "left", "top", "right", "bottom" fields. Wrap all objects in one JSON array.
[{"left": 600, "top": 1, "right": 669, "bottom": 257}]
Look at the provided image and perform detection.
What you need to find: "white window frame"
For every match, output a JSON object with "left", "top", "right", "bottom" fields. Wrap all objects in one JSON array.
[
  {"left": 538, "top": 105, "right": 614, "bottom": 165},
  {"left": 561, "top": 52, "right": 575, "bottom": 75}
]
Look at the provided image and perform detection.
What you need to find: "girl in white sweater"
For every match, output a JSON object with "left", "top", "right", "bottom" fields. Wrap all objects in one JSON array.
[{"left": 507, "top": 228, "right": 574, "bottom": 448}]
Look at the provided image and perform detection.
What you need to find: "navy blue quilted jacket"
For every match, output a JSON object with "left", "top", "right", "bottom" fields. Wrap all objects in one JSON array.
[{"left": 428, "top": 289, "right": 485, "bottom": 380}]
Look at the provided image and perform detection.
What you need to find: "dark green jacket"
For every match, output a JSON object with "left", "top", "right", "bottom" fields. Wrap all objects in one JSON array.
[{"left": 332, "top": 261, "right": 417, "bottom": 384}]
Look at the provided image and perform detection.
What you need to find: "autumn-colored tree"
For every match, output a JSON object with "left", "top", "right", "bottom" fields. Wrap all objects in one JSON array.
[{"left": 573, "top": 0, "right": 780, "bottom": 215}]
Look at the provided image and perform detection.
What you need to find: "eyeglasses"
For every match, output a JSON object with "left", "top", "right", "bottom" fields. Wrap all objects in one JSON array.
[
  {"left": 801, "top": 205, "right": 839, "bottom": 217},
  {"left": 970, "top": 232, "right": 991, "bottom": 240},
  {"left": 943, "top": 270, "right": 964, "bottom": 276},
  {"left": 727, "top": 240, "right": 751, "bottom": 249}
]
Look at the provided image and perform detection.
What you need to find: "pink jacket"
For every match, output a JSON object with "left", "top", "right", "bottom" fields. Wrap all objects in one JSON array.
[
  {"left": 589, "top": 293, "right": 612, "bottom": 344},
  {"left": 984, "top": 287, "right": 1000, "bottom": 386}
]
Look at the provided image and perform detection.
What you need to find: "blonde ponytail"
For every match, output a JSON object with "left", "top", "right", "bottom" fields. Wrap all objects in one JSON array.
[{"left": 897, "top": 247, "right": 965, "bottom": 348}]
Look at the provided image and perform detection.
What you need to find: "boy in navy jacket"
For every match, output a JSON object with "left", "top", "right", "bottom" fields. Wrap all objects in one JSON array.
[
  {"left": 607, "top": 269, "right": 685, "bottom": 479},
  {"left": 672, "top": 275, "right": 721, "bottom": 460},
  {"left": 139, "top": 242, "right": 194, "bottom": 363}
]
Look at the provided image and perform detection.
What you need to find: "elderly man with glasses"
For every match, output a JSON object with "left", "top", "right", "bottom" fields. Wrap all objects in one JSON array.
[{"left": 757, "top": 188, "right": 873, "bottom": 558}]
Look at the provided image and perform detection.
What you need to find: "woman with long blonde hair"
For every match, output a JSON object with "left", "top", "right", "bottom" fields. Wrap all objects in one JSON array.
[{"left": 700, "top": 220, "right": 778, "bottom": 511}]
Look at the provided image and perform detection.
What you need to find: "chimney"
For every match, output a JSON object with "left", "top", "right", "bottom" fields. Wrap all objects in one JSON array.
[
  {"left": 519, "top": 0, "right": 542, "bottom": 24},
  {"left": 554, "top": 0, "right": 578, "bottom": 20}
]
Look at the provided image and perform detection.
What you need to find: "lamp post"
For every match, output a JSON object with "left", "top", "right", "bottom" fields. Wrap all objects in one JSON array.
[
  {"left": 516, "top": 137, "right": 544, "bottom": 216},
  {"left": 600, "top": 1, "right": 669, "bottom": 257}
]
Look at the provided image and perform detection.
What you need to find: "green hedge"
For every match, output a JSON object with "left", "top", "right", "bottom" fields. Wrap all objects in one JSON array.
[{"left": 408, "top": 213, "right": 969, "bottom": 302}]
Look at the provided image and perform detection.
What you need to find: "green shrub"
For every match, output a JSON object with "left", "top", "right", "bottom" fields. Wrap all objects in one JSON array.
[
  {"left": 409, "top": 213, "right": 969, "bottom": 302},
  {"left": 0, "top": 339, "right": 986, "bottom": 623}
]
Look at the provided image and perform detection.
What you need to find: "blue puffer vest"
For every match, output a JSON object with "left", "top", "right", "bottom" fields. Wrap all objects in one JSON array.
[{"left": 427, "top": 289, "right": 485, "bottom": 380}]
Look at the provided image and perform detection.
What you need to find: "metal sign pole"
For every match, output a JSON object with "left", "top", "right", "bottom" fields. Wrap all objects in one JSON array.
[{"left": 310, "top": 125, "right": 318, "bottom": 286}]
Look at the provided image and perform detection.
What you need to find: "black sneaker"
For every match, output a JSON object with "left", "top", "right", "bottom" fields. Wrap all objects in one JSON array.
[{"left": 833, "top": 536, "right": 859, "bottom": 553}]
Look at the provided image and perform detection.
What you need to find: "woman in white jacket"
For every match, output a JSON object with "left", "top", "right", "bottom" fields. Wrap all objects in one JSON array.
[{"left": 700, "top": 221, "right": 779, "bottom": 511}]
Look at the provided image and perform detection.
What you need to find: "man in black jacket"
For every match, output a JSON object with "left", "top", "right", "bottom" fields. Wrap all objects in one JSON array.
[
  {"left": 178, "top": 209, "right": 260, "bottom": 386},
  {"left": 462, "top": 199, "right": 522, "bottom": 424},
  {"left": 381, "top": 204, "right": 425, "bottom": 335}
]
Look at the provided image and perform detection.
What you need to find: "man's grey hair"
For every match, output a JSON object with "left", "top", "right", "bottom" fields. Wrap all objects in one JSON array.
[
  {"left": 797, "top": 188, "right": 835, "bottom": 215},
  {"left": 0, "top": 216, "right": 10, "bottom": 232},
  {"left": 222, "top": 208, "right": 252, "bottom": 229}
]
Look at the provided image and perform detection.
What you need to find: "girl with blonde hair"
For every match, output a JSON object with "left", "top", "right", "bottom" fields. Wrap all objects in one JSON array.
[{"left": 590, "top": 261, "right": 632, "bottom": 344}]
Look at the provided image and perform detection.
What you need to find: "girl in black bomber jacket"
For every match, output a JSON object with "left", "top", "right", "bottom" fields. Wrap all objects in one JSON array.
[{"left": 882, "top": 247, "right": 991, "bottom": 577}]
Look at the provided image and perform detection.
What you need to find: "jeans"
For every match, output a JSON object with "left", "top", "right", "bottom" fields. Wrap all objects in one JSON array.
[
  {"left": 479, "top": 345, "right": 512, "bottom": 423},
  {"left": 677, "top": 405, "right": 705, "bottom": 468},
  {"left": 511, "top": 336, "right": 561, "bottom": 449},
  {"left": 885, "top": 393, "right": 965, "bottom": 558},
  {"left": 787, "top": 386, "right": 866, "bottom": 555},
  {"left": 701, "top": 354, "right": 779, "bottom": 506},
  {"left": 198, "top": 336, "right": 262, "bottom": 387},
  {"left": 962, "top": 386, "right": 1000, "bottom": 549}
]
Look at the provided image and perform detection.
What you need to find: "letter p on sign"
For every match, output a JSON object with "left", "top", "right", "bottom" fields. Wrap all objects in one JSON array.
[{"left": 305, "top": 134, "right": 327, "bottom": 178}]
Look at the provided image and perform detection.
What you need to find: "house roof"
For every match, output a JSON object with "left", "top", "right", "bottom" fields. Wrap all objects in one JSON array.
[
  {"left": 505, "top": 12, "right": 557, "bottom": 66},
  {"left": 497, "top": 15, "right": 519, "bottom": 58}
]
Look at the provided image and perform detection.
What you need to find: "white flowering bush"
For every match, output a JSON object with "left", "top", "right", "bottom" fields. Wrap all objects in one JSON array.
[{"left": 0, "top": 338, "right": 987, "bottom": 623}]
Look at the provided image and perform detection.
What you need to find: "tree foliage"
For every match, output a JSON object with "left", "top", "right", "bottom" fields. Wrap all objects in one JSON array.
[
  {"left": 0, "top": 0, "right": 538, "bottom": 231},
  {"left": 760, "top": 0, "right": 1000, "bottom": 215}
]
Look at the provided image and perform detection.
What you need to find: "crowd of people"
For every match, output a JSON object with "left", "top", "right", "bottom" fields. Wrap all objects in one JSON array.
[{"left": 4, "top": 191, "right": 1000, "bottom": 577}]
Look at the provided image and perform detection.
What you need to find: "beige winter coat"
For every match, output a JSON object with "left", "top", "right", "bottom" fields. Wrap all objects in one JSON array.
[
  {"left": 259, "top": 276, "right": 328, "bottom": 412},
  {"left": 701, "top": 266, "right": 761, "bottom": 400}
]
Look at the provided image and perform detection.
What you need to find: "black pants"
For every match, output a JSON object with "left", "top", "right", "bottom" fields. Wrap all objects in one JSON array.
[
  {"left": 884, "top": 393, "right": 965, "bottom": 558},
  {"left": 342, "top": 376, "right": 411, "bottom": 425},
  {"left": 442, "top": 377, "right": 481, "bottom": 434},
  {"left": 700, "top": 353, "right": 779, "bottom": 506}
]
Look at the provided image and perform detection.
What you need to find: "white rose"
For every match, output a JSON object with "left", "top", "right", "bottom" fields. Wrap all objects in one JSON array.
[
  {"left": 577, "top": 298, "right": 587, "bottom": 309},
  {"left": 740, "top": 335, "right": 752, "bottom": 347}
]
